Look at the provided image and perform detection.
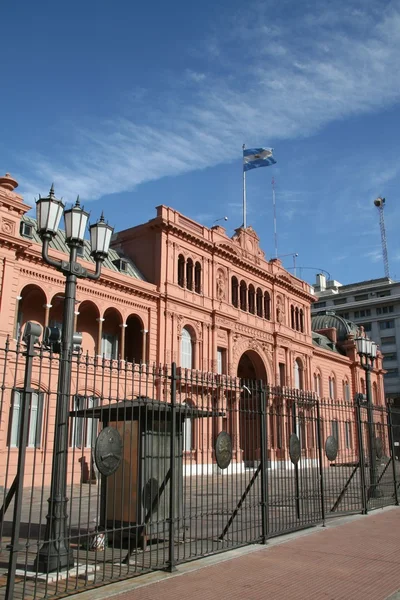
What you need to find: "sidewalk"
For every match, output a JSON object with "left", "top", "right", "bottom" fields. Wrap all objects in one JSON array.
[{"left": 74, "top": 507, "right": 400, "bottom": 600}]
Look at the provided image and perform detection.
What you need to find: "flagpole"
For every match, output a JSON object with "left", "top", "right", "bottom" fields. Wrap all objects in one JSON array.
[
  {"left": 242, "top": 143, "right": 247, "bottom": 228},
  {"left": 272, "top": 176, "right": 278, "bottom": 257}
]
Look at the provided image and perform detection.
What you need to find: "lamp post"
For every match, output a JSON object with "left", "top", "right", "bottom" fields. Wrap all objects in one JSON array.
[
  {"left": 34, "top": 185, "right": 113, "bottom": 573},
  {"left": 355, "top": 335, "right": 379, "bottom": 499}
]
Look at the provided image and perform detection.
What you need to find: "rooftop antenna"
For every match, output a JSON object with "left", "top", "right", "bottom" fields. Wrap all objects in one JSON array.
[
  {"left": 277, "top": 252, "right": 299, "bottom": 277},
  {"left": 374, "top": 197, "right": 390, "bottom": 279},
  {"left": 272, "top": 177, "right": 278, "bottom": 258}
]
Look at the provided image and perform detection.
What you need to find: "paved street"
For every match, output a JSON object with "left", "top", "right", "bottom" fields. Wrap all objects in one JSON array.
[{"left": 72, "top": 506, "right": 400, "bottom": 600}]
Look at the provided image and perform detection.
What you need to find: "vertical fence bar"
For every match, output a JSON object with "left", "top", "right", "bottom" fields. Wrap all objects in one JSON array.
[
  {"left": 5, "top": 327, "right": 39, "bottom": 600},
  {"left": 387, "top": 402, "right": 399, "bottom": 506},
  {"left": 292, "top": 399, "right": 300, "bottom": 520},
  {"left": 316, "top": 400, "right": 326, "bottom": 526},
  {"left": 259, "top": 381, "right": 268, "bottom": 544},
  {"left": 168, "top": 363, "right": 177, "bottom": 572},
  {"left": 355, "top": 398, "right": 367, "bottom": 514}
]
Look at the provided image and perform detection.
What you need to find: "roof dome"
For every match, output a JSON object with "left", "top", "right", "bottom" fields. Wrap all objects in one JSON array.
[{"left": 311, "top": 313, "right": 359, "bottom": 343}]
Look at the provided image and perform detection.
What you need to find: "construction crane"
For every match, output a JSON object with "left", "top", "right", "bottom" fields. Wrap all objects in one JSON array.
[{"left": 374, "top": 196, "right": 390, "bottom": 279}]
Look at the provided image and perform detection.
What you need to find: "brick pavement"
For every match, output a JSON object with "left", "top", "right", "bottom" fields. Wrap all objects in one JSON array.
[{"left": 75, "top": 507, "right": 400, "bottom": 600}]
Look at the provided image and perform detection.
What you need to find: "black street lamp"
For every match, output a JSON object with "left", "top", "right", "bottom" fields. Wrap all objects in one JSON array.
[
  {"left": 355, "top": 335, "right": 380, "bottom": 499},
  {"left": 34, "top": 185, "right": 113, "bottom": 573}
]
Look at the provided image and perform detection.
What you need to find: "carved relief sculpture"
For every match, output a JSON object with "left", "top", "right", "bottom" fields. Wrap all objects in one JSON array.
[{"left": 216, "top": 270, "right": 226, "bottom": 301}]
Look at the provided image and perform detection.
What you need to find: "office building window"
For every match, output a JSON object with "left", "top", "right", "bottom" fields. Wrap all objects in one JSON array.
[
  {"left": 354, "top": 309, "right": 371, "bottom": 319},
  {"left": 377, "top": 305, "right": 394, "bottom": 315},
  {"left": 354, "top": 294, "right": 368, "bottom": 301},
  {"left": 313, "top": 301, "right": 326, "bottom": 309},
  {"left": 360, "top": 322, "right": 372, "bottom": 332},
  {"left": 383, "top": 353, "right": 397, "bottom": 362},
  {"left": 333, "top": 298, "right": 347, "bottom": 305},
  {"left": 385, "top": 368, "right": 399, "bottom": 378},
  {"left": 379, "top": 320, "right": 395, "bottom": 330},
  {"left": 381, "top": 336, "right": 396, "bottom": 345}
]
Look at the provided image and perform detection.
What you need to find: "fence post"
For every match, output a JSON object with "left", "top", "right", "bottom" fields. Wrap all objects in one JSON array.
[
  {"left": 387, "top": 401, "right": 399, "bottom": 506},
  {"left": 5, "top": 323, "right": 41, "bottom": 600},
  {"left": 168, "top": 362, "right": 177, "bottom": 572},
  {"left": 316, "top": 400, "right": 326, "bottom": 527},
  {"left": 259, "top": 380, "right": 268, "bottom": 544},
  {"left": 292, "top": 397, "right": 301, "bottom": 520},
  {"left": 355, "top": 397, "right": 368, "bottom": 515}
]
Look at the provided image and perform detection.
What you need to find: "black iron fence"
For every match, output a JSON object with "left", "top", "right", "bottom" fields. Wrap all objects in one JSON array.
[{"left": 0, "top": 334, "right": 399, "bottom": 599}]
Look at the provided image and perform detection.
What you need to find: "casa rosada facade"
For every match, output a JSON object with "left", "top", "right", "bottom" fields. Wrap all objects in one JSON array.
[{"left": 0, "top": 173, "right": 386, "bottom": 484}]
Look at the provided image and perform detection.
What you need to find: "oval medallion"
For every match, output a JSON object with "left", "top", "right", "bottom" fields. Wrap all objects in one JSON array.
[
  {"left": 94, "top": 426, "right": 123, "bottom": 477},
  {"left": 215, "top": 431, "right": 233, "bottom": 469},
  {"left": 289, "top": 433, "right": 301, "bottom": 465},
  {"left": 325, "top": 435, "right": 338, "bottom": 462}
]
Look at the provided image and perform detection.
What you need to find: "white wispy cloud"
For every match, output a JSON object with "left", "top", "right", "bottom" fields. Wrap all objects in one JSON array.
[
  {"left": 363, "top": 248, "right": 383, "bottom": 263},
  {"left": 18, "top": 0, "right": 400, "bottom": 204}
]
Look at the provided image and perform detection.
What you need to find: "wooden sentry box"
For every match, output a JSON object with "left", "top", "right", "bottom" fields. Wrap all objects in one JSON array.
[{"left": 70, "top": 397, "right": 215, "bottom": 549}]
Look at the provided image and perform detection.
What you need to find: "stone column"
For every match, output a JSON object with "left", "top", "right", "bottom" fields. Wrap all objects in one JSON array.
[
  {"left": 43, "top": 303, "right": 52, "bottom": 328},
  {"left": 14, "top": 295, "right": 22, "bottom": 338},
  {"left": 119, "top": 323, "right": 127, "bottom": 360},
  {"left": 141, "top": 328, "right": 148, "bottom": 363},
  {"left": 96, "top": 317, "right": 105, "bottom": 355},
  {"left": 74, "top": 310, "right": 79, "bottom": 332}
]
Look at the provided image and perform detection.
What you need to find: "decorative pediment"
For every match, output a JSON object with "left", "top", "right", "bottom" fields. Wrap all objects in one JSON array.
[{"left": 231, "top": 226, "right": 265, "bottom": 262}]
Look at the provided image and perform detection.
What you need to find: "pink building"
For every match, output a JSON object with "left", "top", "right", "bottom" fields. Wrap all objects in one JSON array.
[{"left": 0, "top": 173, "right": 386, "bottom": 482}]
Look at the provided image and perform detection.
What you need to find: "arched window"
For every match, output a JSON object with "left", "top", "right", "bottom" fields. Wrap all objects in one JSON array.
[
  {"left": 291, "top": 305, "right": 295, "bottom": 329},
  {"left": 264, "top": 291, "right": 271, "bottom": 320},
  {"left": 178, "top": 254, "right": 185, "bottom": 287},
  {"left": 186, "top": 259, "right": 193, "bottom": 291},
  {"left": 300, "top": 309, "right": 304, "bottom": 333},
  {"left": 294, "top": 358, "right": 303, "bottom": 390},
  {"left": 343, "top": 380, "right": 350, "bottom": 402},
  {"left": 240, "top": 280, "right": 247, "bottom": 311},
  {"left": 314, "top": 373, "right": 321, "bottom": 396},
  {"left": 256, "top": 288, "right": 263, "bottom": 317},
  {"left": 248, "top": 285, "right": 255, "bottom": 314},
  {"left": 181, "top": 328, "right": 193, "bottom": 369},
  {"left": 183, "top": 401, "right": 194, "bottom": 451},
  {"left": 295, "top": 307, "right": 299, "bottom": 331},
  {"left": 231, "top": 277, "right": 239, "bottom": 308},
  {"left": 329, "top": 376, "right": 336, "bottom": 399},
  {"left": 194, "top": 262, "right": 201, "bottom": 294},
  {"left": 372, "top": 382, "right": 378, "bottom": 405}
]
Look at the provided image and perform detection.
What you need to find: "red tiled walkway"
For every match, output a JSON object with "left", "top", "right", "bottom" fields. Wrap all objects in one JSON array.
[{"left": 86, "top": 508, "right": 400, "bottom": 600}]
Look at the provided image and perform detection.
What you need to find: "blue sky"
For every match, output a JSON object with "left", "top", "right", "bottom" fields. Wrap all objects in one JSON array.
[{"left": 1, "top": 0, "right": 400, "bottom": 286}]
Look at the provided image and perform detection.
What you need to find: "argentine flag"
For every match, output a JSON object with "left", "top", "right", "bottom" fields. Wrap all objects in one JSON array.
[{"left": 243, "top": 147, "right": 276, "bottom": 172}]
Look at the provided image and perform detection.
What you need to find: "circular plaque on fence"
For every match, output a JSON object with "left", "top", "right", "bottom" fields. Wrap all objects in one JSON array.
[
  {"left": 375, "top": 437, "right": 383, "bottom": 459},
  {"left": 94, "top": 426, "right": 123, "bottom": 477},
  {"left": 289, "top": 434, "right": 301, "bottom": 465},
  {"left": 325, "top": 436, "right": 338, "bottom": 462},
  {"left": 215, "top": 431, "right": 233, "bottom": 469}
]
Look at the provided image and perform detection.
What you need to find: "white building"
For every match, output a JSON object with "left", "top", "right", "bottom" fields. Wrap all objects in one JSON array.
[{"left": 311, "top": 274, "right": 400, "bottom": 404}]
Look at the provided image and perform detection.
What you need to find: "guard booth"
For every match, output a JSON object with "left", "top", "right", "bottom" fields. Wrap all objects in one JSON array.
[{"left": 70, "top": 397, "right": 215, "bottom": 551}]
